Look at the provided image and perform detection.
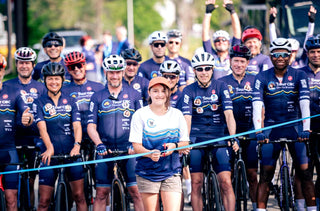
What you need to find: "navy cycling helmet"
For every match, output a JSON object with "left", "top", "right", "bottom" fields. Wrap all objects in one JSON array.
[
  {"left": 306, "top": 35, "right": 320, "bottom": 51},
  {"left": 120, "top": 48, "right": 142, "bottom": 62}
]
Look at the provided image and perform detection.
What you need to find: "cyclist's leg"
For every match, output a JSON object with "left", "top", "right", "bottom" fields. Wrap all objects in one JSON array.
[
  {"left": 67, "top": 158, "right": 87, "bottom": 210},
  {"left": 160, "top": 174, "right": 182, "bottom": 211},
  {"left": 94, "top": 155, "right": 113, "bottom": 210},
  {"left": 123, "top": 158, "right": 144, "bottom": 210},
  {"left": 214, "top": 146, "right": 234, "bottom": 211},
  {"left": 189, "top": 148, "right": 204, "bottom": 211},
  {"left": 136, "top": 175, "right": 161, "bottom": 210},
  {"left": 4, "top": 150, "right": 19, "bottom": 211}
]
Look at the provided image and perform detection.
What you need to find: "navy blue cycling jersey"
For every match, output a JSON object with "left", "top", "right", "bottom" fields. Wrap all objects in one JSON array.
[
  {"left": 0, "top": 84, "right": 28, "bottom": 151},
  {"left": 203, "top": 38, "right": 241, "bottom": 79},
  {"left": 180, "top": 80, "right": 233, "bottom": 142},
  {"left": 170, "top": 89, "right": 183, "bottom": 108},
  {"left": 34, "top": 93, "right": 81, "bottom": 154},
  {"left": 4, "top": 78, "right": 46, "bottom": 143},
  {"left": 137, "top": 56, "right": 169, "bottom": 80},
  {"left": 33, "top": 59, "right": 72, "bottom": 84},
  {"left": 88, "top": 84, "right": 142, "bottom": 149},
  {"left": 253, "top": 67, "right": 310, "bottom": 127},
  {"left": 246, "top": 54, "right": 273, "bottom": 76},
  {"left": 122, "top": 76, "right": 149, "bottom": 106},
  {"left": 62, "top": 80, "right": 104, "bottom": 134},
  {"left": 171, "top": 56, "right": 195, "bottom": 86},
  {"left": 220, "top": 74, "right": 255, "bottom": 133},
  {"left": 301, "top": 65, "right": 320, "bottom": 130}
]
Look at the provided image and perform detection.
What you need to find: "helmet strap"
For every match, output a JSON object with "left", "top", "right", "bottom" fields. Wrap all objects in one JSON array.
[{"left": 195, "top": 75, "right": 212, "bottom": 88}]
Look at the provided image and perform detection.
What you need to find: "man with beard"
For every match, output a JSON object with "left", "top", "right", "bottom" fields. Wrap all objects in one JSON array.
[
  {"left": 202, "top": 0, "right": 241, "bottom": 79},
  {"left": 87, "top": 55, "right": 144, "bottom": 211},
  {"left": 138, "top": 31, "right": 168, "bottom": 80},
  {"left": 4, "top": 47, "right": 46, "bottom": 209},
  {"left": 252, "top": 38, "right": 316, "bottom": 211},
  {"left": 32, "top": 32, "right": 72, "bottom": 83}
]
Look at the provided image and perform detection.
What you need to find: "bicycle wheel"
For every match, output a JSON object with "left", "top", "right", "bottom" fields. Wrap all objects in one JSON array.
[
  {"left": 55, "top": 183, "right": 69, "bottom": 211},
  {"left": 202, "top": 175, "right": 209, "bottom": 211},
  {"left": 18, "top": 177, "right": 30, "bottom": 211},
  {"left": 208, "top": 171, "right": 223, "bottom": 211},
  {"left": 234, "top": 161, "right": 248, "bottom": 211},
  {"left": 0, "top": 189, "right": 6, "bottom": 211},
  {"left": 281, "top": 166, "right": 290, "bottom": 211},
  {"left": 111, "top": 179, "right": 127, "bottom": 211},
  {"left": 84, "top": 167, "right": 93, "bottom": 210}
]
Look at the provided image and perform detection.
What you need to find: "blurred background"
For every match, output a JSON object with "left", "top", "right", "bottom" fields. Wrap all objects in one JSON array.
[{"left": 0, "top": 0, "right": 319, "bottom": 76}]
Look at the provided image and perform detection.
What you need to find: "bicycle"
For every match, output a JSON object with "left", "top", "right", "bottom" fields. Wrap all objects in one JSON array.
[
  {"left": 258, "top": 138, "right": 299, "bottom": 211},
  {"left": 0, "top": 174, "right": 5, "bottom": 211},
  {"left": 36, "top": 154, "right": 82, "bottom": 211},
  {"left": 192, "top": 141, "right": 234, "bottom": 211},
  {"left": 232, "top": 136, "right": 251, "bottom": 211}
]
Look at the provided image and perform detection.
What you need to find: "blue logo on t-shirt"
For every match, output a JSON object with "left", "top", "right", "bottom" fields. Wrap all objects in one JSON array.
[
  {"left": 147, "top": 118, "right": 156, "bottom": 128},
  {"left": 102, "top": 99, "right": 112, "bottom": 108}
]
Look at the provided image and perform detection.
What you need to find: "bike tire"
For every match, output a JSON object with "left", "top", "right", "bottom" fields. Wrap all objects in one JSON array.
[
  {"left": 84, "top": 167, "right": 94, "bottom": 210},
  {"left": 208, "top": 171, "right": 223, "bottom": 211},
  {"left": 0, "top": 190, "right": 6, "bottom": 211},
  {"left": 111, "top": 179, "right": 127, "bottom": 211},
  {"left": 202, "top": 175, "right": 209, "bottom": 211},
  {"left": 55, "top": 183, "right": 69, "bottom": 211},
  {"left": 281, "top": 166, "right": 290, "bottom": 211},
  {"left": 235, "top": 161, "right": 248, "bottom": 211}
]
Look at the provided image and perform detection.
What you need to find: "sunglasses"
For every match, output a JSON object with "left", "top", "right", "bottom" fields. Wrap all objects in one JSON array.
[
  {"left": 195, "top": 66, "right": 212, "bottom": 72},
  {"left": 214, "top": 38, "right": 228, "bottom": 43},
  {"left": 153, "top": 42, "right": 166, "bottom": 48},
  {"left": 163, "top": 74, "right": 178, "bottom": 80},
  {"left": 270, "top": 52, "right": 291, "bottom": 58},
  {"left": 68, "top": 63, "right": 84, "bottom": 70},
  {"left": 169, "top": 41, "right": 180, "bottom": 45},
  {"left": 45, "top": 44, "right": 61, "bottom": 48},
  {"left": 126, "top": 61, "right": 138, "bottom": 66}
]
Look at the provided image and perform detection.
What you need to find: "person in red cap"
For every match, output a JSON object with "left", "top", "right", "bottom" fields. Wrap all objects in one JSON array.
[
  {"left": 129, "top": 76, "right": 190, "bottom": 210},
  {"left": 242, "top": 26, "right": 273, "bottom": 75}
]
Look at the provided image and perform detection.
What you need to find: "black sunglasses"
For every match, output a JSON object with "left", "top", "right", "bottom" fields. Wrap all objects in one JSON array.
[
  {"left": 169, "top": 41, "right": 180, "bottom": 45},
  {"left": 126, "top": 61, "right": 138, "bottom": 66},
  {"left": 270, "top": 52, "right": 291, "bottom": 58},
  {"left": 214, "top": 38, "right": 228, "bottom": 43},
  {"left": 195, "top": 66, "right": 212, "bottom": 72},
  {"left": 163, "top": 74, "right": 178, "bottom": 80},
  {"left": 45, "top": 44, "right": 61, "bottom": 48},
  {"left": 153, "top": 43, "right": 166, "bottom": 48},
  {"left": 68, "top": 63, "right": 84, "bottom": 70}
]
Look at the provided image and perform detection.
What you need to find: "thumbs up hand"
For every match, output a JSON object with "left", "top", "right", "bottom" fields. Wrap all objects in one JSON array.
[{"left": 22, "top": 107, "right": 33, "bottom": 126}]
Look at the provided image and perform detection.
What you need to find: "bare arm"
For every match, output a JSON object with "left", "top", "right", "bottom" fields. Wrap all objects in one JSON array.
[
  {"left": 269, "top": 7, "right": 278, "bottom": 42},
  {"left": 87, "top": 123, "right": 102, "bottom": 146},
  {"left": 184, "top": 114, "right": 192, "bottom": 135},
  {"left": 224, "top": 0, "right": 241, "bottom": 39},
  {"left": 37, "top": 121, "right": 54, "bottom": 165},
  {"left": 70, "top": 121, "right": 82, "bottom": 156},
  {"left": 224, "top": 109, "right": 236, "bottom": 135}
]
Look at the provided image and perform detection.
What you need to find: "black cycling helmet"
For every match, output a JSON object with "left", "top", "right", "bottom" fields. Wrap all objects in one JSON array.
[
  {"left": 120, "top": 48, "right": 142, "bottom": 62},
  {"left": 306, "top": 35, "right": 320, "bottom": 51},
  {"left": 42, "top": 32, "right": 63, "bottom": 47},
  {"left": 230, "top": 45, "right": 251, "bottom": 60},
  {"left": 167, "top": 29, "right": 182, "bottom": 40},
  {"left": 42, "top": 62, "right": 65, "bottom": 78}
]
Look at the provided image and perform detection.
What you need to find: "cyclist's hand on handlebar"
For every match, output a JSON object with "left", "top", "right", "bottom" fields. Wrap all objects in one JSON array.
[
  {"left": 256, "top": 132, "right": 268, "bottom": 143},
  {"left": 96, "top": 143, "right": 108, "bottom": 156},
  {"left": 41, "top": 147, "right": 54, "bottom": 166},
  {"left": 298, "top": 130, "right": 311, "bottom": 142},
  {"left": 230, "top": 138, "right": 239, "bottom": 152},
  {"left": 70, "top": 145, "right": 80, "bottom": 157},
  {"left": 149, "top": 149, "right": 161, "bottom": 162}
]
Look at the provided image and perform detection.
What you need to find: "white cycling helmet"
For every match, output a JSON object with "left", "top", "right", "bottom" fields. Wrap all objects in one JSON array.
[
  {"left": 159, "top": 60, "right": 181, "bottom": 75},
  {"left": 288, "top": 38, "right": 300, "bottom": 51},
  {"left": 102, "top": 55, "right": 126, "bottom": 71},
  {"left": 148, "top": 31, "right": 168, "bottom": 45},
  {"left": 14, "top": 47, "right": 37, "bottom": 62},
  {"left": 212, "top": 30, "right": 230, "bottom": 41},
  {"left": 270, "top": 38, "right": 292, "bottom": 53},
  {"left": 191, "top": 52, "right": 215, "bottom": 68}
]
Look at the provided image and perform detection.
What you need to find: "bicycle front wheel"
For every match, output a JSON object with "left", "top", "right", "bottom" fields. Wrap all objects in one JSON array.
[
  {"left": 208, "top": 171, "right": 223, "bottom": 211},
  {"left": 111, "top": 179, "right": 127, "bottom": 211},
  {"left": 55, "top": 183, "right": 69, "bottom": 211},
  {"left": 281, "top": 166, "right": 290, "bottom": 211},
  {"left": 234, "top": 161, "right": 248, "bottom": 211},
  {"left": 84, "top": 167, "right": 94, "bottom": 210}
]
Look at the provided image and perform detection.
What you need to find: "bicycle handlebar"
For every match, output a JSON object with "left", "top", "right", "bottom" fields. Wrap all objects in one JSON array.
[
  {"left": 192, "top": 142, "right": 231, "bottom": 150},
  {"left": 236, "top": 136, "right": 256, "bottom": 141}
]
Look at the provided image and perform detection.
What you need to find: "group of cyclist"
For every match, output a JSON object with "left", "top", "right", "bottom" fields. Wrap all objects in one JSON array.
[{"left": 0, "top": 0, "right": 320, "bottom": 211}]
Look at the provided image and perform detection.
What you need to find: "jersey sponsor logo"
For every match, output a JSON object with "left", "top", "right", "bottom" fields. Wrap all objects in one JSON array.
[
  {"left": 147, "top": 118, "right": 156, "bottom": 128},
  {"left": 123, "top": 94, "right": 128, "bottom": 99},
  {"left": 45, "top": 103, "right": 53, "bottom": 111},
  {"left": 30, "top": 88, "right": 37, "bottom": 93},
  {"left": 228, "top": 85, "right": 234, "bottom": 94},
  {"left": 87, "top": 86, "right": 92, "bottom": 91},
  {"left": 288, "top": 76, "right": 293, "bottom": 81},
  {"left": 89, "top": 102, "right": 94, "bottom": 112},
  {"left": 301, "top": 79, "right": 307, "bottom": 88},
  {"left": 172, "top": 95, "right": 178, "bottom": 100},
  {"left": 255, "top": 80, "right": 261, "bottom": 90},
  {"left": 183, "top": 94, "right": 189, "bottom": 104},
  {"left": 211, "top": 104, "right": 218, "bottom": 111},
  {"left": 27, "top": 97, "right": 34, "bottom": 103},
  {"left": 151, "top": 71, "right": 158, "bottom": 79},
  {"left": 252, "top": 60, "right": 257, "bottom": 65},
  {"left": 196, "top": 107, "right": 203, "bottom": 114},
  {"left": 223, "top": 90, "right": 230, "bottom": 99},
  {"left": 211, "top": 94, "right": 218, "bottom": 102},
  {"left": 65, "top": 105, "right": 72, "bottom": 112},
  {"left": 244, "top": 82, "right": 252, "bottom": 91},
  {"left": 63, "top": 99, "right": 68, "bottom": 104},
  {"left": 20, "top": 90, "right": 27, "bottom": 95},
  {"left": 267, "top": 82, "right": 276, "bottom": 91},
  {"left": 2, "top": 94, "right": 8, "bottom": 99},
  {"left": 133, "top": 83, "right": 141, "bottom": 90},
  {"left": 211, "top": 89, "right": 215, "bottom": 94},
  {"left": 122, "top": 100, "right": 130, "bottom": 109},
  {"left": 123, "top": 110, "right": 131, "bottom": 118},
  {"left": 49, "top": 108, "right": 56, "bottom": 116},
  {"left": 102, "top": 99, "right": 112, "bottom": 109},
  {"left": 194, "top": 97, "right": 202, "bottom": 106}
]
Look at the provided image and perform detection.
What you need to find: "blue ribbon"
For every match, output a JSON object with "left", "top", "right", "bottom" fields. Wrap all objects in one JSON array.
[{"left": 1, "top": 114, "right": 319, "bottom": 175}]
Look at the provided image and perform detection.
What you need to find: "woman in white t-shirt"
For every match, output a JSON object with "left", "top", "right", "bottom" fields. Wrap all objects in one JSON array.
[{"left": 129, "top": 76, "right": 190, "bottom": 211}]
